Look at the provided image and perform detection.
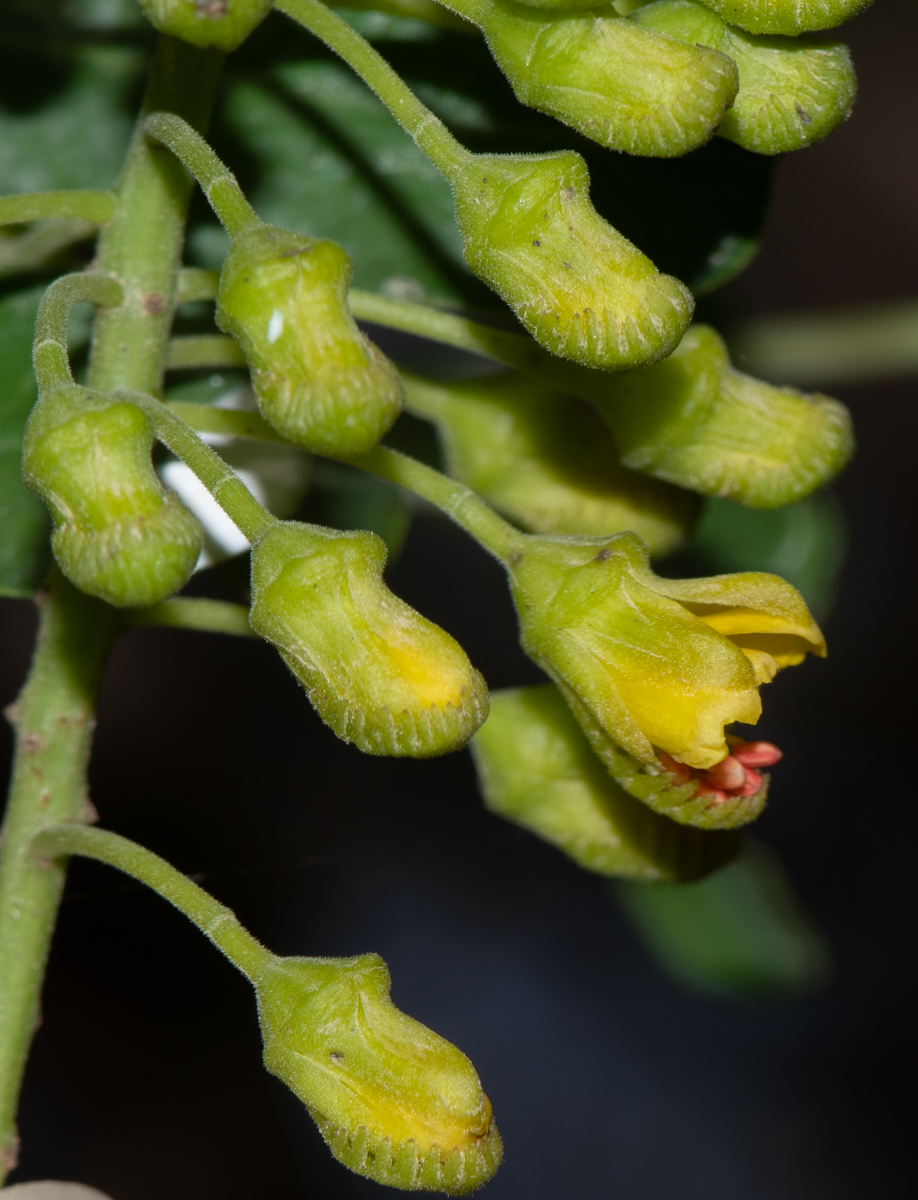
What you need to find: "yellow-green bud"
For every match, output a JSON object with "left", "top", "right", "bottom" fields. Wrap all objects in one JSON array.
[
  {"left": 217, "top": 225, "right": 403, "bottom": 455},
  {"left": 23, "top": 386, "right": 203, "bottom": 608},
  {"left": 256, "top": 954, "right": 502, "bottom": 1193},
  {"left": 137, "top": 0, "right": 272, "bottom": 50},
  {"left": 472, "top": 685, "right": 739, "bottom": 879},
  {"left": 632, "top": 0, "right": 856, "bottom": 154},
  {"left": 450, "top": 151, "right": 693, "bottom": 370},
  {"left": 692, "top": 0, "right": 871, "bottom": 35},
  {"left": 468, "top": 0, "right": 738, "bottom": 157},
  {"left": 249, "top": 522, "right": 488, "bottom": 757},
  {"left": 587, "top": 324, "right": 853, "bottom": 508},
  {"left": 406, "top": 371, "right": 698, "bottom": 556}
]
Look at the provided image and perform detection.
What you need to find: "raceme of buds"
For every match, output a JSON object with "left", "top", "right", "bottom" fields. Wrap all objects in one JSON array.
[
  {"left": 450, "top": 151, "right": 693, "bottom": 371},
  {"left": 217, "top": 224, "right": 403, "bottom": 456},
  {"left": 256, "top": 953, "right": 502, "bottom": 1193},
  {"left": 138, "top": 0, "right": 272, "bottom": 50},
  {"left": 505, "top": 529, "right": 824, "bottom": 796},
  {"left": 691, "top": 0, "right": 871, "bottom": 36},
  {"left": 586, "top": 324, "right": 853, "bottom": 508},
  {"left": 248, "top": 522, "right": 488, "bottom": 757},
  {"left": 632, "top": 0, "right": 856, "bottom": 155},
  {"left": 465, "top": 0, "right": 739, "bottom": 157},
  {"left": 472, "top": 684, "right": 740, "bottom": 881},
  {"left": 405, "top": 370, "right": 698, "bottom": 556},
  {"left": 22, "top": 386, "right": 203, "bottom": 608}
]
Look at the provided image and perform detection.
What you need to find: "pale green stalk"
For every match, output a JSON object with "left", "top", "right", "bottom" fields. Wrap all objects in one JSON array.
[
  {"left": 0, "top": 192, "right": 116, "bottom": 228},
  {"left": 32, "top": 273, "right": 124, "bottom": 395},
  {"left": 126, "top": 598, "right": 256, "bottom": 638},
  {"left": 176, "top": 267, "right": 220, "bottom": 305},
  {"left": 166, "top": 333, "right": 247, "bottom": 370}
]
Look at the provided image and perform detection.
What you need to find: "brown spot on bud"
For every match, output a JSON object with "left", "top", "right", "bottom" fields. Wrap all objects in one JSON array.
[{"left": 144, "top": 291, "right": 167, "bottom": 316}]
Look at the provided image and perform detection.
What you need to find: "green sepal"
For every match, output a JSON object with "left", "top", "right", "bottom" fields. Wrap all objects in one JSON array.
[
  {"left": 406, "top": 371, "right": 698, "bottom": 556},
  {"left": 217, "top": 224, "right": 403, "bottom": 455},
  {"left": 586, "top": 325, "right": 853, "bottom": 508},
  {"left": 472, "top": 685, "right": 740, "bottom": 876},
  {"left": 633, "top": 0, "right": 856, "bottom": 155},
  {"left": 22, "top": 386, "right": 203, "bottom": 608},
  {"left": 256, "top": 954, "right": 502, "bottom": 1194},
  {"left": 472, "top": 0, "right": 738, "bottom": 157},
  {"left": 450, "top": 151, "right": 693, "bottom": 370},
  {"left": 692, "top": 0, "right": 871, "bottom": 35},
  {"left": 248, "top": 521, "right": 489, "bottom": 756},
  {"left": 137, "top": 0, "right": 273, "bottom": 50}
]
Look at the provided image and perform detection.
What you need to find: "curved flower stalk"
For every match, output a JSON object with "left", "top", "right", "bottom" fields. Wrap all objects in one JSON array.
[
  {"left": 632, "top": 0, "right": 856, "bottom": 154},
  {"left": 138, "top": 0, "right": 273, "bottom": 49},
  {"left": 472, "top": 684, "right": 740, "bottom": 879},
  {"left": 691, "top": 0, "right": 871, "bottom": 35}
]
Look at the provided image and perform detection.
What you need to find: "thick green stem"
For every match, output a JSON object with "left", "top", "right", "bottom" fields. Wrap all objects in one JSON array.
[
  {"left": 31, "top": 827, "right": 274, "bottom": 984},
  {"left": 0, "top": 574, "right": 117, "bottom": 1181},
  {"left": 32, "top": 273, "right": 124, "bottom": 395},
  {"left": 125, "top": 597, "right": 255, "bottom": 638},
  {"left": 176, "top": 267, "right": 220, "bottom": 305},
  {"left": 166, "top": 333, "right": 247, "bottom": 370},
  {"left": 0, "top": 192, "right": 116, "bottom": 228}
]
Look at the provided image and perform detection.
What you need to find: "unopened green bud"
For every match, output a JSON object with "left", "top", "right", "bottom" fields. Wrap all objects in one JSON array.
[
  {"left": 472, "top": 685, "right": 739, "bottom": 879},
  {"left": 691, "top": 0, "right": 870, "bottom": 35},
  {"left": 587, "top": 324, "right": 853, "bottom": 508},
  {"left": 138, "top": 0, "right": 272, "bottom": 50},
  {"left": 450, "top": 151, "right": 693, "bottom": 370},
  {"left": 23, "top": 386, "right": 203, "bottom": 607},
  {"left": 256, "top": 953, "right": 502, "bottom": 1193},
  {"left": 632, "top": 0, "right": 856, "bottom": 154},
  {"left": 249, "top": 522, "right": 488, "bottom": 756},
  {"left": 217, "top": 224, "right": 403, "bottom": 455},
  {"left": 463, "top": 0, "right": 738, "bottom": 157},
  {"left": 406, "top": 371, "right": 697, "bottom": 556}
]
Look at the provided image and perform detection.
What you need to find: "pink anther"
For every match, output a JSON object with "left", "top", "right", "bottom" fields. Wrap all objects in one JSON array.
[
  {"left": 737, "top": 768, "right": 762, "bottom": 797},
  {"left": 696, "top": 781, "right": 729, "bottom": 805},
  {"left": 705, "top": 754, "right": 746, "bottom": 792},
  {"left": 658, "top": 751, "right": 693, "bottom": 785},
  {"left": 731, "top": 741, "right": 783, "bottom": 768}
]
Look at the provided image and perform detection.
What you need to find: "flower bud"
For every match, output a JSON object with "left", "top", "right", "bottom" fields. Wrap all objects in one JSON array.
[
  {"left": 451, "top": 151, "right": 693, "bottom": 370},
  {"left": 586, "top": 324, "right": 853, "bottom": 508},
  {"left": 23, "top": 386, "right": 203, "bottom": 607},
  {"left": 256, "top": 953, "right": 502, "bottom": 1193},
  {"left": 249, "top": 522, "right": 488, "bottom": 756},
  {"left": 138, "top": 0, "right": 272, "bottom": 50},
  {"left": 217, "top": 224, "right": 403, "bottom": 455},
  {"left": 690, "top": 0, "right": 870, "bottom": 35},
  {"left": 632, "top": 0, "right": 856, "bottom": 155},
  {"left": 472, "top": 684, "right": 739, "bottom": 880},
  {"left": 407, "top": 371, "right": 698, "bottom": 556},
  {"left": 473, "top": 1, "right": 738, "bottom": 157}
]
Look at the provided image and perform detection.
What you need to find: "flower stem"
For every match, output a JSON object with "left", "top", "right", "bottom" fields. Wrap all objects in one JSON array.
[
  {"left": 166, "top": 333, "right": 247, "bottom": 370},
  {"left": 31, "top": 826, "right": 274, "bottom": 985},
  {"left": 0, "top": 191, "right": 117, "bottom": 228},
  {"left": 32, "top": 273, "right": 124, "bottom": 395},
  {"left": 125, "top": 597, "right": 256, "bottom": 638}
]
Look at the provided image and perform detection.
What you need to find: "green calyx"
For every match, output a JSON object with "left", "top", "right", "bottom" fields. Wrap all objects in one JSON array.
[
  {"left": 23, "top": 386, "right": 203, "bottom": 608},
  {"left": 463, "top": 0, "right": 739, "bottom": 157},
  {"left": 449, "top": 151, "right": 693, "bottom": 371},
  {"left": 257, "top": 954, "right": 502, "bottom": 1193},
  {"left": 692, "top": 0, "right": 871, "bottom": 35},
  {"left": 404, "top": 371, "right": 698, "bottom": 556},
  {"left": 632, "top": 0, "right": 856, "bottom": 154},
  {"left": 217, "top": 224, "right": 404, "bottom": 456},
  {"left": 138, "top": 0, "right": 273, "bottom": 50},
  {"left": 249, "top": 522, "right": 489, "bottom": 757},
  {"left": 585, "top": 324, "right": 853, "bottom": 508},
  {"left": 472, "top": 684, "right": 740, "bottom": 877}
]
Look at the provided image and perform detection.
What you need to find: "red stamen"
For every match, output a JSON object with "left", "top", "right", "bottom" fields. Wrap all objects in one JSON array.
[
  {"left": 731, "top": 740, "right": 782, "bottom": 768},
  {"left": 658, "top": 751, "right": 693, "bottom": 785},
  {"left": 705, "top": 754, "right": 746, "bottom": 791},
  {"left": 737, "top": 768, "right": 762, "bottom": 797},
  {"left": 696, "top": 781, "right": 728, "bottom": 805}
]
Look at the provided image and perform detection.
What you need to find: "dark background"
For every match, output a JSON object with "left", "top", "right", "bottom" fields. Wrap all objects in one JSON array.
[{"left": 2, "top": 3, "right": 917, "bottom": 1198}]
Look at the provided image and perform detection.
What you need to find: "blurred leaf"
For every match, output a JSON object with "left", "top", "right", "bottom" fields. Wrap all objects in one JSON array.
[{"left": 617, "top": 839, "right": 831, "bottom": 1000}]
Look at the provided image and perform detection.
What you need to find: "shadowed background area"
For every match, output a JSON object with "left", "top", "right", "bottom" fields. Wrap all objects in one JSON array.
[{"left": 1, "top": 2, "right": 916, "bottom": 1198}]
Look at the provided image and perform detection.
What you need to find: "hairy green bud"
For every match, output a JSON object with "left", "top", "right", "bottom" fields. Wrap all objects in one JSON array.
[
  {"left": 249, "top": 522, "right": 488, "bottom": 756},
  {"left": 691, "top": 0, "right": 871, "bottom": 35},
  {"left": 23, "top": 386, "right": 203, "bottom": 607},
  {"left": 217, "top": 225, "right": 403, "bottom": 455},
  {"left": 633, "top": 0, "right": 856, "bottom": 154},
  {"left": 256, "top": 954, "right": 502, "bottom": 1193},
  {"left": 450, "top": 151, "right": 693, "bottom": 370},
  {"left": 138, "top": 0, "right": 272, "bottom": 50},
  {"left": 472, "top": 685, "right": 739, "bottom": 879},
  {"left": 405, "top": 371, "right": 698, "bottom": 555}
]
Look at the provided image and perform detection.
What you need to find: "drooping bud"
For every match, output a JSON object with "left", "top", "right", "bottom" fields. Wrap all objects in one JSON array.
[
  {"left": 249, "top": 522, "right": 488, "bottom": 756},
  {"left": 690, "top": 0, "right": 871, "bottom": 35},
  {"left": 405, "top": 370, "right": 698, "bottom": 556},
  {"left": 23, "top": 386, "right": 203, "bottom": 607},
  {"left": 256, "top": 953, "right": 502, "bottom": 1193},
  {"left": 217, "top": 224, "right": 403, "bottom": 455},
  {"left": 138, "top": 0, "right": 272, "bottom": 50},
  {"left": 585, "top": 324, "right": 853, "bottom": 508},
  {"left": 632, "top": 0, "right": 856, "bottom": 154},
  {"left": 449, "top": 151, "right": 693, "bottom": 370},
  {"left": 472, "top": 684, "right": 740, "bottom": 880},
  {"left": 467, "top": 0, "right": 738, "bottom": 157}
]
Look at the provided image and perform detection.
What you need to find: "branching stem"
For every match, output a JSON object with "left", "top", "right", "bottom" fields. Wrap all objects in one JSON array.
[{"left": 32, "top": 273, "right": 124, "bottom": 395}]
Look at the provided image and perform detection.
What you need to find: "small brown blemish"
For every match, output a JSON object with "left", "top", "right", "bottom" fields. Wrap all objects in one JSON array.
[
  {"left": 196, "top": 0, "right": 227, "bottom": 16},
  {"left": 508, "top": 551, "right": 523, "bottom": 567},
  {"left": 795, "top": 102, "right": 812, "bottom": 125},
  {"left": 38, "top": 788, "right": 50, "bottom": 810},
  {"left": 562, "top": 262, "right": 571, "bottom": 269},
  {"left": 593, "top": 547, "right": 611, "bottom": 562},
  {"left": 22, "top": 732, "right": 45, "bottom": 754},
  {"left": 330, "top": 1050, "right": 345, "bottom": 1063},
  {"left": 144, "top": 292, "right": 167, "bottom": 317},
  {"left": 532, "top": 239, "right": 541, "bottom": 247}
]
